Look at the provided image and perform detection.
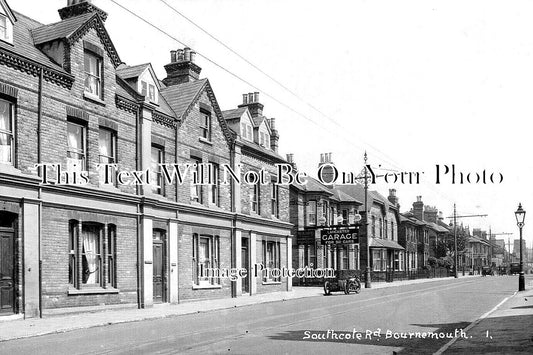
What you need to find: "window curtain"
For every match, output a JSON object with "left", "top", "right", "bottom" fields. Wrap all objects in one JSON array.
[
  {"left": 67, "top": 123, "right": 83, "bottom": 171},
  {"left": 82, "top": 228, "right": 99, "bottom": 284},
  {"left": 0, "top": 101, "right": 11, "bottom": 163},
  {"left": 98, "top": 129, "right": 112, "bottom": 162},
  {"left": 84, "top": 54, "right": 100, "bottom": 95}
]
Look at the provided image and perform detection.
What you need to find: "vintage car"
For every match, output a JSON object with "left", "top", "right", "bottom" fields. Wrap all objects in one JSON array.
[
  {"left": 509, "top": 262, "right": 521, "bottom": 275},
  {"left": 323, "top": 270, "right": 361, "bottom": 295},
  {"left": 481, "top": 266, "right": 494, "bottom": 276}
]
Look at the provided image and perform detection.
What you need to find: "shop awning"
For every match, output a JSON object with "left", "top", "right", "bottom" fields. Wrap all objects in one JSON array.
[{"left": 369, "top": 238, "right": 405, "bottom": 250}]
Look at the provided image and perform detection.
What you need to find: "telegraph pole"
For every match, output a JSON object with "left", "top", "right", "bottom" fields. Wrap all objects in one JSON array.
[
  {"left": 364, "top": 152, "right": 371, "bottom": 288},
  {"left": 449, "top": 208, "right": 487, "bottom": 277}
]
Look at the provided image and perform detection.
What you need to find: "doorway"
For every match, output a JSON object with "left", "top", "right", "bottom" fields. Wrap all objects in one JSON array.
[
  {"left": 152, "top": 229, "right": 166, "bottom": 303},
  {"left": 241, "top": 237, "right": 249, "bottom": 294},
  {"left": 0, "top": 212, "right": 16, "bottom": 315}
]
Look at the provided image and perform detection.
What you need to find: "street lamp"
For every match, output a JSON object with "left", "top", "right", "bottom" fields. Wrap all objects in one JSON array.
[{"left": 515, "top": 203, "right": 526, "bottom": 291}]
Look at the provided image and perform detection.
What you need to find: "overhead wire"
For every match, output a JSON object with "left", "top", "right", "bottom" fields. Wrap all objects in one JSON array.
[{"left": 108, "top": 0, "right": 459, "bottom": 208}]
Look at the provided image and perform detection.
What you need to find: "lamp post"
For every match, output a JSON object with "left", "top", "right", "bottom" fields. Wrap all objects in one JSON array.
[{"left": 515, "top": 203, "right": 526, "bottom": 292}]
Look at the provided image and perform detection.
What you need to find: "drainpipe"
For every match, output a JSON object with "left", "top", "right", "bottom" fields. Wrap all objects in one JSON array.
[
  {"left": 37, "top": 68, "right": 43, "bottom": 318},
  {"left": 135, "top": 105, "right": 143, "bottom": 309}
]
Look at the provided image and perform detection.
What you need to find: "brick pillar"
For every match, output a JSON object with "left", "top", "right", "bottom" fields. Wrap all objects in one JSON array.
[
  {"left": 250, "top": 232, "right": 257, "bottom": 295},
  {"left": 169, "top": 221, "right": 178, "bottom": 303},
  {"left": 142, "top": 217, "right": 153, "bottom": 307},
  {"left": 102, "top": 224, "right": 108, "bottom": 288},
  {"left": 22, "top": 200, "right": 40, "bottom": 318},
  {"left": 286, "top": 236, "right": 292, "bottom": 291},
  {"left": 234, "top": 230, "right": 242, "bottom": 297}
]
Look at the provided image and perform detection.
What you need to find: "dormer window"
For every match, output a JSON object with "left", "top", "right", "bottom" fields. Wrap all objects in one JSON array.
[
  {"left": 141, "top": 81, "right": 147, "bottom": 96},
  {"left": 0, "top": 15, "right": 6, "bottom": 41},
  {"left": 240, "top": 122, "right": 253, "bottom": 141},
  {"left": 260, "top": 132, "right": 270, "bottom": 148},
  {"left": 148, "top": 84, "right": 156, "bottom": 102},
  {"left": 84, "top": 51, "right": 103, "bottom": 99}
]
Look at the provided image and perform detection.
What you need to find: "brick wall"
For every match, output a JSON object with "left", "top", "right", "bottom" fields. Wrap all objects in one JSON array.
[
  {"left": 175, "top": 90, "right": 232, "bottom": 210},
  {"left": 41, "top": 207, "right": 138, "bottom": 309}
]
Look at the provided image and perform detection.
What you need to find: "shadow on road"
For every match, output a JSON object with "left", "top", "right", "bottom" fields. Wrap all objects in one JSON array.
[{"left": 267, "top": 321, "right": 470, "bottom": 354}]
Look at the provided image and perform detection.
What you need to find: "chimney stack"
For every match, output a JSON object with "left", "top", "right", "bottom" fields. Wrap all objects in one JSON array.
[
  {"left": 59, "top": 0, "right": 108, "bottom": 21},
  {"left": 388, "top": 189, "right": 399, "bottom": 207},
  {"left": 413, "top": 196, "right": 424, "bottom": 221},
  {"left": 286, "top": 153, "right": 297, "bottom": 171},
  {"left": 238, "top": 92, "right": 264, "bottom": 118},
  {"left": 270, "top": 118, "right": 279, "bottom": 152},
  {"left": 163, "top": 47, "right": 201, "bottom": 86}
]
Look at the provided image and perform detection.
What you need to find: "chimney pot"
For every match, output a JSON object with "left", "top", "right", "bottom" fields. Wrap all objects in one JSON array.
[
  {"left": 170, "top": 50, "right": 177, "bottom": 63},
  {"left": 270, "top": 117, "right": 276, "bottom": 130},
  {"left": 248, "top": 93, "right": 254, "bottom": 103},
  {"left": 254, "top": 92, "right": 259, "bottom": 102},
  {"left": 242, "top": 94, "right": 248, "bottom": 104},
  {"left": 190, "top": 51, "right": 196, "bottom": 62},
  {"left": 177, "top": 49, "right": 184, "bottom": 61},
  {"left": 287, "top": 153, "right": 293, "bottom": 163},
  {"left": 184, "top": 47, "right": 191, "bottom": 61}
]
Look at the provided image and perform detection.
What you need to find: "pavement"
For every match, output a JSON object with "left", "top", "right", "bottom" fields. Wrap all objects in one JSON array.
[
  {"left": 437, "top": 275, "right": 533, "bottom": 354},
  {"left": 1, "top": 273, "right": 530, "bottom": 354}
]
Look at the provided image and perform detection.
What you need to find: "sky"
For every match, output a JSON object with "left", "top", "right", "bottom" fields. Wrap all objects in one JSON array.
[{"left": 11, "top": 0, "right": 533, "bottom": 251}]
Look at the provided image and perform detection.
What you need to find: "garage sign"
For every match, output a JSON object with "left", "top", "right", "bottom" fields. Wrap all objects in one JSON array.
[{"left": 320, "top": 227, "right": 359, "bottom": 245}]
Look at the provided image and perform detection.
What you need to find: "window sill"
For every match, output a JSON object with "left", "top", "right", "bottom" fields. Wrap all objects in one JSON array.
[
  {"left": 83, "top": 92, "right": 105, "bottom": 106},
  {"left": 262, "top": 281, "right": 282, "bottom": 285},
  {"left": 198, "top": 137, "right": 213, "bottom": 145},
  {"left": 68, "top": 287, "right": 120, "bottom": 295},
  {"left": 192, "top": 284, "right": 222, "bottom": 290}
]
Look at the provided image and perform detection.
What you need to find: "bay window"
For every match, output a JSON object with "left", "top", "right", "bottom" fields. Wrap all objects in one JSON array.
[
  {"left": 372, "top": 249, "right": 386, "bottom": 271},
  {"left": 67, "top": 120, "right": 86, "bottom": 171},
  {"left": 84, "top": 51, "right": 103, "bottom": 98},
  {"left": 307, "top": 201, "right": 316, "bottom": 226},
  {"left": 0, "top": 99, "right": 14, "bottom": 165}
]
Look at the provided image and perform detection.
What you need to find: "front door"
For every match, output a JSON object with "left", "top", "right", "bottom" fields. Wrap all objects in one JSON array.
[
  {"left": 153, "top": 240, "right": 164, "bottom": 303},
  {"left": 241, "top": 238, "right": 249, "bottom": 294},
  {"left": 0, "top": 230, "right": 15, "bottom": 315}
]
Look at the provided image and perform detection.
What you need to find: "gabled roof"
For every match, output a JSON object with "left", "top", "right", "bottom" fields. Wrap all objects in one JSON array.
[
  {"left": 240, "top": 139, "right": 287, "bottom": 164},
  {"left": 329, "top": 187, "right": 361, "bottom": 204},
  {"left": 116, "top": 63, "right": 150, "bottom": 80},
  {"left": 31, "top": 12, "right": 121, "bottom": 67},
  {"left": 161, "top": 79, "right": 207, "bottom": 119},
  {"left": 32, "top": 13, "right": 93, "bottom": 44},
  {"left": 336, "top": 184, "right": 366, "bottom": 205},
  {"left": 222, "top": 107, "right": 247, "bottom": 121},
  {"left": 0, "top": 11, "right": 72, "bottom": 87},
  {"left": 2, "top": 11, "right": 66, "bottom": 73},
  {"left": 252, "top": 116, "right": 265, "bottom": 127},
  {"left": 252, "top": 116, "right": 272, "bottom": 134},
  {"left": 161, "top": 79, "right": 234, "bottom": 147},
  {"left": 304, "top": 177, "right": 334, "bottom": 195},
  {"left": 0, "top": 0, "right": 16, "bottom": 23}
]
